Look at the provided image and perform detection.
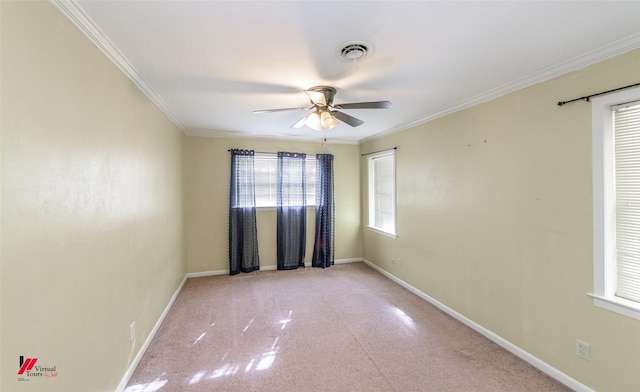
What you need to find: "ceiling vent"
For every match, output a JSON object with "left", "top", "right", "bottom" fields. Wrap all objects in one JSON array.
[{"left": 336, "top": 41, "right": 372, "bottom": 62}]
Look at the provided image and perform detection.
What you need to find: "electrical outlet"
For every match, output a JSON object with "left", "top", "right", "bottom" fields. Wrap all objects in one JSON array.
[
  {"left": 130, "top": 322, "right": 136, "bottom": 342},
  {"left": 576, "top": 340, "right": 590, "bottom": 361},
  {"left": 397, "top": 258, "right": 403, "bottom": 267}
]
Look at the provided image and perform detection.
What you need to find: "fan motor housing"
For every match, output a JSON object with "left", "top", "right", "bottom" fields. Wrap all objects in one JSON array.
[{"left": 307, "top": 86, "right": 336, "bottom": 106}]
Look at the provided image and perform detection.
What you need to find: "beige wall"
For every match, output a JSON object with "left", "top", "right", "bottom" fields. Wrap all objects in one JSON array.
[
  {"left": 1, "top": 2, "right": 185, "bottom": 391},
  {"left": 183, "top": 137, "right": 362, "bottom": 273},
  {"left": 361, "top": 49, "right": 640, "bottom": 391}
]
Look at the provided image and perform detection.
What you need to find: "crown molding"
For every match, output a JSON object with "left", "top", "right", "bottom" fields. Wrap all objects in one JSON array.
[
  {"left": 362, "top": 33, "right": 640, "bottom": 144},
  {"left": 50, "top": 0, "right": 187, "bottom": 132}
]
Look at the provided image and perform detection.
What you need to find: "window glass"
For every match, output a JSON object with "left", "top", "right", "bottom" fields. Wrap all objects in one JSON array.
[
  {"left": 591, "top": 87, "right": 640, "bottom": 320},
  {"left": 613, "top": 101, "right": 640, "bottom": 303},
  {"left": 368, "top": 150, "right": 396, "bottom": 236},
  {"left": 254, "top": 153, "right": 315, "bottom": 208}
]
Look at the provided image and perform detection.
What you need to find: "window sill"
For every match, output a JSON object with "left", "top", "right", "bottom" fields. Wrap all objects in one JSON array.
[
  {"left": 588, "top": 293, "right": 640, "bottom": 321},
  {"left": 367, "top": 225, "right": 397, "bottom": 239}
]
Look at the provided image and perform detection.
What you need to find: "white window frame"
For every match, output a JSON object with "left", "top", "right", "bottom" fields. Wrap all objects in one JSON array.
[
  {"left": 253, "top": 153, "right": 316, "bottom": 208},
  {"left": 590, "top": 86, "right": 640, "bottom": 320},
  {"left": 367, "top": 149, "right": 397, "bottom": 238}
]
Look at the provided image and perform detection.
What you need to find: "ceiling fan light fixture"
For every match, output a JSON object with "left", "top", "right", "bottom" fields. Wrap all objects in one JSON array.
[
  {"left": 256, "top": 84, "right": 389, "bottom": 132},
  {"left": 336, "top": 41, "right": 372, "bottom": 62}
]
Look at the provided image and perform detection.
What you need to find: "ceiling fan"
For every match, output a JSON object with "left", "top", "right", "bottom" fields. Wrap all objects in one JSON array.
[{"left": 253, "top": 86, "right": 392, "bottom": 131}]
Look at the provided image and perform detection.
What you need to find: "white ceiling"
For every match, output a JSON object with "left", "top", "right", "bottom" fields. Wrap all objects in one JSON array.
[{"left": 55, "top": 1, "right": 640, "bottom": 144}]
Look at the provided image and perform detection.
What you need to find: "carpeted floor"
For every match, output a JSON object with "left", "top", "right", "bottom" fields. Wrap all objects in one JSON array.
[{"left": 125, "top": 262, "right": 571, "bottom": 391}]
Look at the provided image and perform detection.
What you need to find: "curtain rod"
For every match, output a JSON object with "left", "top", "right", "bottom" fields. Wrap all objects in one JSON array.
[
  {"left": 228, "top": 148, "right": 397, "bottom": 156},
  {"left": 227, "top": 150, "right": 326, "bottom": 156},
  {"left": 361, "top": 147, "right": 397, "bottom": 156},
  {"left": 557, "top": 82, "right": 640, "bottom": 106},
  {"left": 228, "top": 149, "right": 272, "bottom": 154}
]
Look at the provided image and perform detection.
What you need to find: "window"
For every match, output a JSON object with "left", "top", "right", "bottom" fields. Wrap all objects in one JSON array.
[
  {"left": 368, "top": 149, "right": 396, "bottom": 237},
  {"left": 254, "top": 153, "right": 316, "bottom": 208},
  {"left": 591, "top": 86, "right": 640, "bottom": 320}
]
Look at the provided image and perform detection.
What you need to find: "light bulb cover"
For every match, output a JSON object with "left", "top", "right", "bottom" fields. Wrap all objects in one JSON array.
[
  {"left": 305, "top": 112, "right": 323, "bottom": 131},
  {"left": 320, "top": 111, "right": 333, "bottom": 128}
]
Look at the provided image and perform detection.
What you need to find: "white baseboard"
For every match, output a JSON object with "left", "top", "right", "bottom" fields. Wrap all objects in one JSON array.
[
  {"left": 186, "top": 258, "right": 363, "bottom": 278},
  {"left": 361, "top": 258, "right": 594, "bottom": 392},
  {"left": 186, "top": 269, "right": 229, "bottom": 278},
  {"left": 335, "top": 257, "right": 363, "bottom": 264},
  {"left": 116, "top": 275, "right": 188, "bottom": 392}
]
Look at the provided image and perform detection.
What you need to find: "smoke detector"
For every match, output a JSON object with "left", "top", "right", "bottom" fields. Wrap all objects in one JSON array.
[{"left": 336, "top": 41, "right": 372, "bottom": 62}]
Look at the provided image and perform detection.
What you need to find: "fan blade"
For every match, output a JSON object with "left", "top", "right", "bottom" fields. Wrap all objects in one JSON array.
[
  {"left": 291, "top": 114, "right": 310, "bottom": 128},
  {"left": 332, "top": 110, "right": 364, "bottom": 127},
  {"left": 253, "top": 106, "right": 311, "bottom": 114},
  {"left": 333, "top": 101, "right": 392, "bottom": 110},
  {"left": 304, "top": 90, "right": 327, "bottom": 106}
]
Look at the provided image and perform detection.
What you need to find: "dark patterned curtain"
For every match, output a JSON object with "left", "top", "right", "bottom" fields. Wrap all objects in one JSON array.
[
  {"left": 277, "top": 151, "right": 306, "bottom": 270},
  {"left": 228, "top": 149, "right": 260, "bottom": 275},
  {"left": 312, "top": 154, "right": 335, "bottom": 268}
]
